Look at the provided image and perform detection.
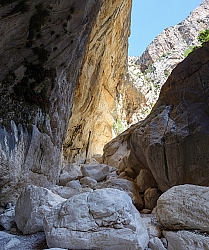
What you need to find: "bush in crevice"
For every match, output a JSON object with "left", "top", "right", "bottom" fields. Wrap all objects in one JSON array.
[{"left": 184, "top": 29, "right": 209, "bottom": 57}]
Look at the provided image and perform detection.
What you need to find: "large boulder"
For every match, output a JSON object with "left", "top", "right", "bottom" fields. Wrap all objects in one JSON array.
[
  {"left": 144, "top": 188, "right": 161, "bottom": 210},
  {"left": 15, "top": 185, "right": 66, "bottom": 234},
  {"left": 163, "top": 230, "right": 209, "bottom": 250},
  {"left": 59, "top": 164, "right": 82, "bottom": 186},
  {"left": 156, "top": 184, "right": 209, "bottom": 232},
  {"left": 44, "top": 188, "right": 149, "bottom": 250},
  {"left": 103, "top": 43, "right": 209, "bottom": 191},
  {"left": 135, "top": 169, "right": 157, "bottom": 192},
  {"left": 81, "top": 164, "right": 112, "bottom": 181},
  {"left": 95, "top": 178, "right": 144, "bottom": 210},
  {"left": 51, "top": 185, "right": 93, "bottom": 199}
]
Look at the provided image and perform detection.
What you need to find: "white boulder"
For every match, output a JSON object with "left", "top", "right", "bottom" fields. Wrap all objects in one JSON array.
[
  {"left": 81, "top": 164, "right": 111, "bottom": 181},
  {"left": 15, "top": 185, "right": 66, "bottom": 234},
  {"left": 95, "top": 178, "right": 144, "bottom": 210},
  {"left": 148, "top": 237, "right": 167, "bottom": 250},
  {"left": 66, "top": 180, "right": 82, "bottom": 189},
  {"left": 51, "top": 185, "right": 93, "bottom": 199},
  {"left": 0, "top": 207, "right": 15, "bottom": 231},
  {"left": 59, "top": 163, "right": 82, "bottom": 186},
  {"left": 163, "top": 230, "right": 209, "bottom": 250},
  {"left": 44, "top": 188, "right": 149, "bottom": 250},
  {"left": 80, "top": 176, "right": 97, "bottom": 188},
  {"left": 156, "top": 184, "right": 209, "bottom": 231}
]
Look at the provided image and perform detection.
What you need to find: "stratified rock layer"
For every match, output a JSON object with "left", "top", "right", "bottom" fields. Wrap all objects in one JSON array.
[{"left": 103, "top": 43, "right": 209, "bottom": 191}]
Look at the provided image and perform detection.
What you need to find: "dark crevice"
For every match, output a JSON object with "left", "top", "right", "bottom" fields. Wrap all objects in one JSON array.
[
  {"left": 84, "top": 131, "right": 91, "bottom": 163},
  {"left": 162, "top": 106, "right": 171, "bottom": 182},
  {"left": 198, "top": 70, "right": 209, "bottom": 116}
]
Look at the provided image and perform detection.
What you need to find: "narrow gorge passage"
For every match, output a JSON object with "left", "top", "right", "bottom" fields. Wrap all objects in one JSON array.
[{"left": 0, "top": 1, "right": 209, "bottom": 249}]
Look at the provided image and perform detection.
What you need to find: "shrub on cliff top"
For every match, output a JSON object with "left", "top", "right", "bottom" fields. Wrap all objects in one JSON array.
[
  {"left": 197, "top": 29, "right": 209, "bottom": 44},
  {"left": 184, "top": 29, "right": 209, "bottom": 57}
]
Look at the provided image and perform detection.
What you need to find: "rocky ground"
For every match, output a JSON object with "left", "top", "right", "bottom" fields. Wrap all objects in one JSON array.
[{"left": 1, "top": 158, "right": 209, "bottom": 250}]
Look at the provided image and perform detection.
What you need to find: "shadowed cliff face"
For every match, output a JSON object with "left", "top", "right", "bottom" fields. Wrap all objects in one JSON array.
[
  {"left": 0, "top": 0, "right": 117, "bottom": 205},
  {"left": 103, "top": 42, "right": 209, "bottom": 192}
]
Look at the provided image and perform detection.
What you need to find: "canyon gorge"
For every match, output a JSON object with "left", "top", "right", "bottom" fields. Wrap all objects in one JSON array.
[{"left": 0, "top": 0, "right": 209, "bottom": 249}]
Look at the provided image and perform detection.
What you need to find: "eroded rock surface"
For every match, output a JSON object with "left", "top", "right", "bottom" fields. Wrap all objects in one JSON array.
[{"left": 44, "top": 188, "right": 149, "bottom": 250}]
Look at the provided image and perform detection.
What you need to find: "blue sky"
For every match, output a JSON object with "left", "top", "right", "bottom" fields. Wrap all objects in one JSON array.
[{"left": 128, "top": 0, "right": 203, "bottom": 56}]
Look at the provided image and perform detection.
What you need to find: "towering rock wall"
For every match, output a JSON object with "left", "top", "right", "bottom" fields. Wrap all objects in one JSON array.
[
  {"left": 103, "top": 42, "right": 209, "bottom": 192},
  {"left": 119, "top": 0, "right": 209, "bottom": 128},
  {"left": 63, "top": 0, "right": 132, "bottom": 163},
  {"left": 0, "top": 0, "right": 131, "bottom": 205}
]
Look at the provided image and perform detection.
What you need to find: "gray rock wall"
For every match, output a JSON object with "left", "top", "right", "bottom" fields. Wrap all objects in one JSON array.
[{"left": 0, "top": 0, "right": 103, "bottom": 205}]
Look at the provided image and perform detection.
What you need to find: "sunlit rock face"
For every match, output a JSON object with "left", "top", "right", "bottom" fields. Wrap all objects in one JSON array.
[
  {"left": 63, "top": 0, "right": 132, "bottom": 163},
  {"left": 103, "top": 43, "right": 209, "bottom": 192},
  {"left": 138, "top": 0, "right": 209, "bottom": 71},
  {"left": 0, "top": 0, "right": 103, "bottom": 205},
  {"left": 119, "top": 0, "right": 209, "bottom": 128}
]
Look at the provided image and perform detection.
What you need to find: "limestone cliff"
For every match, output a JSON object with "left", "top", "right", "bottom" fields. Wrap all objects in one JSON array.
[
  {"left": 119, "top": 0, "right": 209, "bottom": 127},
  {"left": 103, "top": 42, "right": 209, "bottom": 192},
  {"left": 0, "top": 0, "right": 131, "bottom": 205},
  {"left": 63, "top": 0, "right": 131, "bottom": 163}
]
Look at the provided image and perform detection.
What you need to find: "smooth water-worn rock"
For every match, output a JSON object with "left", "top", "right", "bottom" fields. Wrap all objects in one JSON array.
[
  {"left": 45, "top": 249, "right": 67, "bottom": 250},
  {"left": 15, "top": 185, "right": 66, "bottom": 234},
  {"left": 163, "top": 230, "right": 209, "bottom": 250},
  {"left": 50, "top": 185, "right": 93, "bottom": 199},
  {"left": 156, "top": 184, "right": 209, "bottom": 232},
  {"left": 44, "top": 188, "right": 149, "bottom": 250}
]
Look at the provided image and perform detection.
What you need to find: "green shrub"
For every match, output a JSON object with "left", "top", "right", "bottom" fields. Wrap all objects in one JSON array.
[
  {"left": 197, "top": 29, "right": 209, "bottom": 44},
  {"left": 184, "top": 45, "right": 200, "bottom": 57},
  {"left": 184, "top": 29, "right": 209, "bottom": 57},
  {"left": 113, "top": 119, "right": 125, "bottom": 135}
]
